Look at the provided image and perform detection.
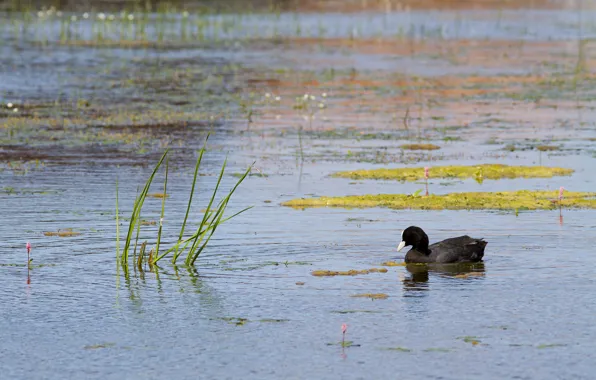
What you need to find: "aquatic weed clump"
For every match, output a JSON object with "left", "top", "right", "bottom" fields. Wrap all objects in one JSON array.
[
  {"left": 311, "top": 268, "right": 388, "bottom": 276},
  {"left": 283, "top": 190, "right": 596, "bottom": 211},
  {"left": 332, "top": 164, "right": 574, "bottom": 182},
  {"left": 399, "top": 143, "right": 441, "bottom": 151},
  {"left": 118, "top": 137, "right": 252, "bottom": 268}
]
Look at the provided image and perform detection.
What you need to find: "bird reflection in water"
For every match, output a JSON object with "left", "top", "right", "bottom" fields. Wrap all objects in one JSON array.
[{"left": 402, "top": 262, "right": 486, "bottom": 294}]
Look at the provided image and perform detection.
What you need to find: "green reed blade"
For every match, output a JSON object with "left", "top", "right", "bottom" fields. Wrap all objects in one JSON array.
[
  {"left": 173, "top": 136, "right": 208, "bottom": 264},
  {"left": 122, "top": 149, "right": 168, "bottom": 265},
  {"left": 116, "top": 178, "right": 120, "bottom": 259},
  {"left": 184, "top": 156, "right": 228, "bottom": 266},
  {"left": 154, "top": 156, "right": 169, "bottom": 264},
  {"left": 188, "top": 163, "right": 253, "bottom": 264}
]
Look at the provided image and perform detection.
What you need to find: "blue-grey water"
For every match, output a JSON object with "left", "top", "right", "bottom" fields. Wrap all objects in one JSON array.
[{"left": 2, "top": 5, "right": 596, "bottom": 380}]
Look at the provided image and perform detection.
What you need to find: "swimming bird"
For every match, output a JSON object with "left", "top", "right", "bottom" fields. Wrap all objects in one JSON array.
[{"left": 396, "top": 226, "right": 487, "bottom": 263}]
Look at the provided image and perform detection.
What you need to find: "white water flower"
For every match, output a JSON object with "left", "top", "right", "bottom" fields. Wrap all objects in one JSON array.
[
  {"left": 71, "top": 15, "right": 77, "bottom": 21},
  {"left": 13, "top": 108, "right": 18, "bottom": 112},
  {"left": 318, "top": 103, "right": 325, "bottom": 108},
  {"left": 98, "top": 13, "right": 106, "bottom": 20},
  {"left": 310, "top": 95, "right": 315, "bottom": 101},
  {"left": 83, "top": 12, "right": 89, "bottom": 19},
  {"left": 322, "top": 92, "right": 327, "bottom": 98},
  {"left": 182, "top": 11, "right": 189, "bottom": 18},
  {"left": 37, "top": 11, "right": 44, "bottom": 18},
  {"left": 275, "top": 96, "right": 281, "bottom": 101},
  {"left": 127, "top": 14, "right": 134, "bottom": 21},
  {"left": 7, "top": 102, "right": 13, "bottom": 108},
  {"left": 303, "top": 93, "right": 309, "bottom": 99},
  {"left": 56, "top": 11, "right": 63, "bottom": 17},
  {"left": 108, "top": 14, "right": 115, "bottom": 21},
  {"left": 265, "top": 93, "right": 271, "bottom": 98}
]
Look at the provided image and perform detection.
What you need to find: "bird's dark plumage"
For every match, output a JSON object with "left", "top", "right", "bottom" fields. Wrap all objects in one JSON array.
[{"left": 397, "top": 226, "right": 487, "bottom": 263}]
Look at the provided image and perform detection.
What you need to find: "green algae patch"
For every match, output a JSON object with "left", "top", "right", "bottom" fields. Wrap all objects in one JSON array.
[
  {"left": 327, "top": 341, "right": 360, "bottom": 347},
  {"left": 384, "top": 347, "right": 412, "bottom": 352},
  {"left": 382, "top": 261, "right": 406, "bottom": 267},
  {"left": 536, "top": 145, "right": 560, "bottom": 151},
  {"left": 283, "top": 190, "right": 596, "bottom": 211},
  {"left": 332, "top": 164, "right": 573, "bottom": 182},
  {"left": 312, "top": 268, "right": 388, "bottom": 276},
  {"left": 43, "top": 229, "right": 81, "bottom": 237},
  {"left": 400, "top": 143, "right": 441, "bottom": 151},
  {"left": 351, "top": 293, "right": 389, "bottom": 300},
  {"left": 84, "top": 342, "right": 116, "bottom": 350}
]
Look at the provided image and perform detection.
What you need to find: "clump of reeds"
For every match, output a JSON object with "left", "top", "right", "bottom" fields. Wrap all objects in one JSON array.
[{"left": 117, "top": 137, "right": 252, "bottom": 268}]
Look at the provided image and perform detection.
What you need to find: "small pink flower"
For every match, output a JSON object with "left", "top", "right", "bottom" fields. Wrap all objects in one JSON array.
[
  {"left": 424, "top": 167, "right": 429, "bottom": 180},
  {"left": 26, "top": 242, "right": 31, "bottom": 254},
  {"left": 341, "top": 323, "right": 347, "bottom": 334},
  {"left": 559, "top": 186, "right": 565, "bottom": 201}
]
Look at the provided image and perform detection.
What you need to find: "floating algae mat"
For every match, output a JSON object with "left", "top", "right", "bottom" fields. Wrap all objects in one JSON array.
[
  {"left": 351, "top": 293, "right": 389, "bottom": 300},
  {"left": 312, "top": 268, "right": 388, "bottom": 276},
  {"left": 283, "top": 190, "right": 596, "bottom": 211},
  {"left": 399, "top": 143, "right": 441, "bottom": 151},
  {"left": 332, "top": 164, "right": 573, "bottom": 181}
]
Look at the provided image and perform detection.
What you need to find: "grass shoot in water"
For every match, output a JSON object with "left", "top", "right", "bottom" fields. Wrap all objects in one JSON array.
[{"left": 120, "top": 140, "right": 252, "bottom": 268}]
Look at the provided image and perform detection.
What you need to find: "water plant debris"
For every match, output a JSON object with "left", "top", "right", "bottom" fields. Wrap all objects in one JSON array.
[
  {"left": 332, "top": 164, "right": 573, "bottom": 181},
  {"left": 311, "top": 268, "right": 388, "bottom": 276},
  {"left": 283, "top": 190, "right": 596, "bottom": 211},
  {"left": 351, "top": 293, "right": 389, "bottom": 300}
]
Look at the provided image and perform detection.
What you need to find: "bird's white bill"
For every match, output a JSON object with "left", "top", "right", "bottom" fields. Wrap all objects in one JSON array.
[{"left": 397, "top": 241, "right": 406, "bottom": 252}]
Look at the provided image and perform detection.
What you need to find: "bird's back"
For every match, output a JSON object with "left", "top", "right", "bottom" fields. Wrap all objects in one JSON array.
[{"left": 428, "top": 235, "right": 487, "bottom": 263}]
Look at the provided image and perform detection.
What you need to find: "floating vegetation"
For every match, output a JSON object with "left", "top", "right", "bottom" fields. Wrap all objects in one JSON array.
[
  {"left": 43, "top": 229, "right": 81, "bottom": 237},
  {"left": 327, "top": 341, "right": 360, "bottom": 348},
  {"left": 453, "top": 272, "right": 485, "bottom": 279},
  {"left": 351, "top": 293, "right": 389, "bottom": 300},
  {"left": 332, "top": 164, "right": 573, "bottom": 182},
  {"left": 383, "top": 347, "right": 412, "bottom": 352},
  {"left": 331, "top": 310, "right": 381, "bottom": 314},
  {"left": 214, "top": 317, "right": 288, "bottom": 326},
  {"left": 84, "top": 342, "right": 116, "bottom": 350},
  {"left": 295, "top": 282, "right": 305, "bottom": 285},
  {"left": 219, "top": 317, "right": 249, "bottom": 326},
  {"left": 536, "top": 145, "right": 560, "bottom": 151},
  {"left": 537, "top": 343, "right": 567, "bottom": 349},
  {"left": 118, "top": 136, "right": 252, "bottom": 268},
  {"left": 232, "top": 172, "right": 268, "bottom": 178},
  {"left": 460, "top": 336, "right": 482, "bottom": 345},
  {"left": 283, "top": 190, "right": 596, "bottom": 211},
  {"left": 423, "top": 348, "right": 452, "bottom": 353},
  {"left": 259, "top": 318, "right": 290, "bottom": 323},
  {"left": 381, "top": 261, "right": 406, "bottom": 267},
  {"left": 0, "top": 263, "right": 57, "bottom": 268},
  {"left": 147, "top": 192, "right": 169, "bottom": 198},
  {"left": 400, "top": 144, "right": 441, "bottom": 151},
  {"left": 311, "top": 268, "right": 388, "bottom": 276}
]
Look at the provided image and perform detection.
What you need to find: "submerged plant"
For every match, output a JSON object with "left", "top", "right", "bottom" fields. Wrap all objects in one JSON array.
[{"left": 119, "top": 138, "right": 252, "bottom": 268}]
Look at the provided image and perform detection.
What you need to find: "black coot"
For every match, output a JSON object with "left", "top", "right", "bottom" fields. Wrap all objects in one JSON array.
[{"left": 396, "top": 226, "right": 487, "bottom": 263}]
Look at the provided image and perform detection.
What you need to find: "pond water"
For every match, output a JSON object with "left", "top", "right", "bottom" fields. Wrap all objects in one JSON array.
[{"left": 2, "top": 4, "right": 596, "bottom": 380}]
